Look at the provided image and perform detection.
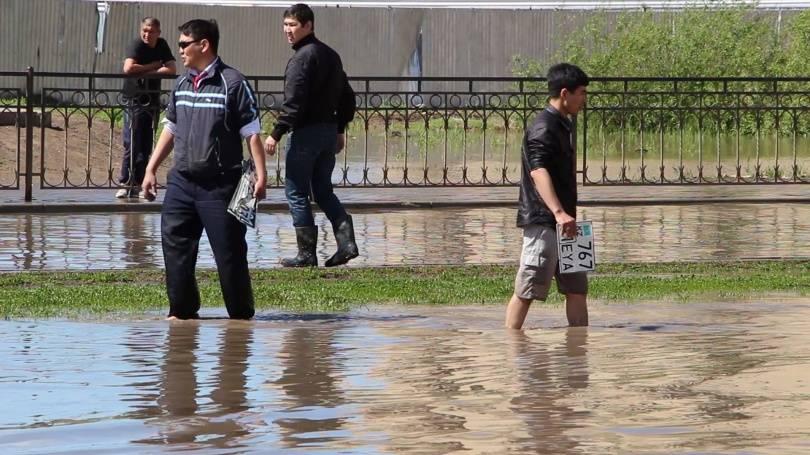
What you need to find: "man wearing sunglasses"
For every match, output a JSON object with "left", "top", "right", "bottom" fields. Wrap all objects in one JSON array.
[
  {"left": 142, "top": 19, "right": 267, "bottom": 320},
  {"left": 264, "top": 3, "right": 358, "bottom": 268},
  {"left": 118, "top": 16, "right": 176, "bottom": 200}
]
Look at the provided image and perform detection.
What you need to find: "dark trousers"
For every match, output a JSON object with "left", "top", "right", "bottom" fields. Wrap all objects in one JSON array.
[
  {"left": 120, "top": 105, "right": 155, "bottom": 186},
  {"left": 284, "top": 123, "right": 348, "bottom": 228},
  {"left": 161, "top": 168, "right": 255, "bottom": 319}
]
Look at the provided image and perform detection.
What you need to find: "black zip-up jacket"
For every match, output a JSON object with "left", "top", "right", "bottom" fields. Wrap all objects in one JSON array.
[
  {"left": 517, "top": 106, "right": 578, "bottom": 228},
  {"left": 270, "top": 34, "right": 355, "bottom": 141},
  {"left": 165, "top": 59, "right": 259, "bottom": 180}
]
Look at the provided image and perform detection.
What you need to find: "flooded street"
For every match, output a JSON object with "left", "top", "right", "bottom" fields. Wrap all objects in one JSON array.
[
  {"left": 1, "top": 300, "right": 809, "bottom": 453},
  {"left": 3, "top": 196, "right": 809, "bottom": 453},
  {"left": 1, "top": 203, "right": 809, "bottom": 270}
]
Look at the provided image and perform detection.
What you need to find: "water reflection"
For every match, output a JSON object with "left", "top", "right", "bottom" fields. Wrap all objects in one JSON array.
[
  {"left": 121, "top": 212, "right": 150, "bottom": 269},
  {"left": 1, "top": 302, "right": 809, "bottom": 453},
  {"left": 508, "top": 328, "right": 589, "bottom": 453},
  {"left": 273, "top": 325, "right": 346, "bottom": 449},
  {"left": 130, "top": 322, "right": 254, "bottom": 449},
  {"left": 2, "top": 203, "right": 809, "bottom": 270}
]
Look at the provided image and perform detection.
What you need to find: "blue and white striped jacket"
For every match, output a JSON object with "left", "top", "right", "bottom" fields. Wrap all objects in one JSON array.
[{"left": 165, "top": 58, "right": 260, "bottom": 180}]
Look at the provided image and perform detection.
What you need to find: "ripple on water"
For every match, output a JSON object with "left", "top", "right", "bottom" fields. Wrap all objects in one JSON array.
[{"left": 0, "top": 300, "right": 809, "bottom": 453}]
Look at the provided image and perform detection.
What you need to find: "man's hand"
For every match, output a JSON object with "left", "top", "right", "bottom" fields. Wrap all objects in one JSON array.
[
  {"left": 555, "top": 210, "right": 577, "bottom": 239},
  {"left": 336, "top": 133, "right": 346, "bottom": 153},
  {"left": 264, "top": 136, "right": 277, "bottom": 156},
  {"left": 253, "top": 175, "right": 266, "bottom": 201},
  {"left": 141, "top": 171, "right": 158, "bottom": 201}
]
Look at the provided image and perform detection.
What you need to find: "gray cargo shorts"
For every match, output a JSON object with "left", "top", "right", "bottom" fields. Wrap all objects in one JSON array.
[{"left": 514, "top": 224, "right": 588, "bottom": 301}]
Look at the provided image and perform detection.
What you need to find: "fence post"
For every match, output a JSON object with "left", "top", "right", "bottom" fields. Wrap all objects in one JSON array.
[{"left": 24, "top": 66, "right": 34, "bottom": 202}]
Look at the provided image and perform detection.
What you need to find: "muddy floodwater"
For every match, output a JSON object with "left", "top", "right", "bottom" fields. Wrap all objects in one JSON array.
[
  {"left": 2, "top": 300, "right": 809, "bottom": 454},
  {"left": 2, "top": 203, "right": 810, "bottom": 270}
]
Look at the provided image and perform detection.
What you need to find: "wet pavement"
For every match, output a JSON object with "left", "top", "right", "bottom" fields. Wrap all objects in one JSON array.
[
  {"left": 1, "top": 203, "right": 809, "bottom": 271},
  {"left": 2, "top": 184, "right": 810, "bottom": 212},
  {"left": 2, "top": 300, "right": 809, "bottom": 454}
]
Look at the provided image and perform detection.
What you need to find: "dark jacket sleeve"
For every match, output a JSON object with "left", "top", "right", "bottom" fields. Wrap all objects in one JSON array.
[
  {"left": 232, "top": 78, "right": 260, "bottom": 131},
  {"left": 271, "top": 52, "right": 312, "bottom": 141},
  {"left": 336, "top": 73, "right": 356, "bottom": 133},
  {"left": 525, "top": 125, "right": 556, "bottom": 171}
]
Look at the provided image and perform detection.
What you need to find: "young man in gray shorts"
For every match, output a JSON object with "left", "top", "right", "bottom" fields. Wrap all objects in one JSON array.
[{"left": 505, "top": 63, "right": 590, "bottom": 330}]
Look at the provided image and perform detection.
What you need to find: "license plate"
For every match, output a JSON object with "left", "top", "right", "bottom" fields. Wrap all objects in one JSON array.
[{"left": 557, "top": 220, "right": 596, "bottom": 274}]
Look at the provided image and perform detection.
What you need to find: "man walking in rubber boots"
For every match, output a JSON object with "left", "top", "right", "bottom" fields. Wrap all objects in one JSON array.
[{"left": 264, "top": 3, "right": 358, "bottom": 268}]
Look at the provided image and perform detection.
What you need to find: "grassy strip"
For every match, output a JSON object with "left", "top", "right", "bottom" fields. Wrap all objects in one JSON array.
[{"left": 1, "top": 260, "right": 808, "bottom": 318}]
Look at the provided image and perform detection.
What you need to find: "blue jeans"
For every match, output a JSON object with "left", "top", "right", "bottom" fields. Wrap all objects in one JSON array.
[{"left": 284, "top": 123, "right": 348, "bottom": 228}]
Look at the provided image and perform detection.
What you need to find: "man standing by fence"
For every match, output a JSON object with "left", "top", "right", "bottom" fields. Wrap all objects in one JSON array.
[
  {"left": 142, "top": 19, "right": 267, "bottom": 320},
  {"left": 118, "top": 16, "right": 176, "bottom": 199},
  {"left": 264, "top": 3, "right": 358, "bottom": 268},
  {"left": 505, "top": 63, "right": 590, "bottom": 330}
]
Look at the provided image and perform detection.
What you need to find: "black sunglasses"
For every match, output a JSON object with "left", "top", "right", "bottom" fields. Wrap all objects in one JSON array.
[{"left": 178, "top": 38, "right": 202, "bottom": 49}]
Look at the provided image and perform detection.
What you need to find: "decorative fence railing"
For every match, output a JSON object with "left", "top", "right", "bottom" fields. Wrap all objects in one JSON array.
[
  {"left": 1, "top": 70, "right": 809, "bottom": 201},
  {"left": 581, "top": 77, "right": 810, "bottom": 185}
]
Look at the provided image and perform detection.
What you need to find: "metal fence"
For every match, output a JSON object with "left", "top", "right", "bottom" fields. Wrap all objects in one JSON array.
[
  {"left": 2, "top": 70, "right": 809, "bottom": 202},
  {"left": 0, "top": 72, "right": 28, "bottom": 194},
  {"left": 582, "top": 77, "right": 810, "bottom": 184}
]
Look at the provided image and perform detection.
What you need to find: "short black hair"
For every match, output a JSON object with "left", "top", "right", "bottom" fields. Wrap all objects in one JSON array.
[
  {"left": 284, "top": 3, "right": 315, "bottom": 28},
  {"left": 547, "top": 63, "right": 589, "bottom": 98},
  {"left": 178, "top": 19, "right": 219, "bottom": 53},
  {"left": 142, "top": 17, "right": 160, "bottom": 29}
]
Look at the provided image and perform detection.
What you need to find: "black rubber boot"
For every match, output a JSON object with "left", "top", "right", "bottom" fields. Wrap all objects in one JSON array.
[
  {"left": 325, "top": 215, "right": 359, "bottom": 267},
  {"left": 281, "top": 226, "right": 318, "bottom": 267}
]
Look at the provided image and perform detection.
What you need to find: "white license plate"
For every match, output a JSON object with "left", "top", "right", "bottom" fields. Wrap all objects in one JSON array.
[{"left": 557, "top": 220, "right": 596, "bottom": 274}]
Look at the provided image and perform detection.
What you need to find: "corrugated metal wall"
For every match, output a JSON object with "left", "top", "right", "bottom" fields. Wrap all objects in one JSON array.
[
  {"left": 0, "top": 0, "right": 97, "bottom": 74},
  {"left": 0, "top": 0, "right": 582, "bottom": 79},
  {"left": 96, "top": 3, "right": 425, "bottom": 76},
  {"left": 0, "top": 0, "right": 791, "bottom": 87}
]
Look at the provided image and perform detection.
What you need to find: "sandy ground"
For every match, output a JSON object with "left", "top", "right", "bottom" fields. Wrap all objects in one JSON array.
[{"left": 0, "top": 113, "right": 170, "bottom": 188}]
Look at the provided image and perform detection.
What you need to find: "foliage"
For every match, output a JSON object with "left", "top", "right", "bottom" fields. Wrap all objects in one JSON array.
[{"left": 511, "top": 3, "right": 810, "bottom": 136}]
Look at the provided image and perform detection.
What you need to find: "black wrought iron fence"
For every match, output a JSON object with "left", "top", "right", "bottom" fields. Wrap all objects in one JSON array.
[
  {"left": 580, "top": 77, "right": 810, "bottom": 184},
  {"left": 0, "top": 71, "right": 27, "bottom": 193},
  {"left": 2, "top": 70, "right": 809, "bottom": 202},
  {"left": 249, "top": 76, "right": 546, "bottom": 187}
]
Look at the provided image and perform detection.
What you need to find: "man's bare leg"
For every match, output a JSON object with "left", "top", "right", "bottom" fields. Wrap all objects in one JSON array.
[
  {"left": 565, "top": 293, "right": 588, "bottom": 327},
  {"left": 505, "top": 293, "right": 533, "bottom": 329}
]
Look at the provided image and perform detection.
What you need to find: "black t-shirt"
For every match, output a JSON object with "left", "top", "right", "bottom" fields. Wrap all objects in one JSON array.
[{"left": 121, "top": 38, "right": 174, "bottom": 102}]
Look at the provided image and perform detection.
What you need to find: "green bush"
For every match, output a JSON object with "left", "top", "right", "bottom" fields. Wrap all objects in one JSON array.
[
  {"left": 511, "top": 3, "right": 810, "bottom": 139},
  {"left": 512, "top": 2, "right": 810, "bottom": 78}
]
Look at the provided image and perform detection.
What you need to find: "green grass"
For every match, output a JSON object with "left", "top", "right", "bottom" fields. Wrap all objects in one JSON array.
[{"left": 1, "top": 261, "right": 809, "bottom": 318}]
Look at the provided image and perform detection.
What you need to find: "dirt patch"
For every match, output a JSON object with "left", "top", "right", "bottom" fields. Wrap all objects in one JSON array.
[{"left": 0, "top": 111, "right": 171, "bottom": 188}]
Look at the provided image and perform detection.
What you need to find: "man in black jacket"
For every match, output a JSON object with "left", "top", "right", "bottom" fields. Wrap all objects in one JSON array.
[
  {"left": 264, "top": 3, "right": 358, "bottom": 268},
  {"left": 142, "top": 19, "right": 267, "bottom": 320},
  {"left": 505, "top": 63, "right": 590, "bottom": 330}
]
